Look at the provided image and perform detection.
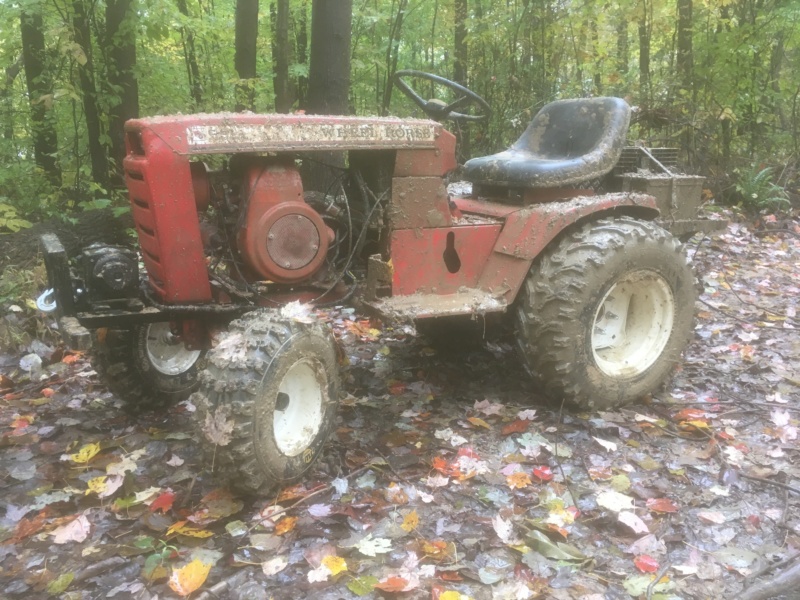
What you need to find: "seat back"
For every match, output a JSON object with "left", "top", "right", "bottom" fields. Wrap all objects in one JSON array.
[{"left": 513, "top": 97, "right": 630, "bottom": 159}]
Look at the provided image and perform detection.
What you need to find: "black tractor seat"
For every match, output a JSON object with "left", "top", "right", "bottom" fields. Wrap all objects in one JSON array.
[{"left": 463, "top": 97, "right": 631, "bottom": 189}]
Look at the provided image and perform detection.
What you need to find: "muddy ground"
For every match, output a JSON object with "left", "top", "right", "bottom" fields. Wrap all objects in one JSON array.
[{"left": 0, "top": 212, "right": 799, "bottom": 600}]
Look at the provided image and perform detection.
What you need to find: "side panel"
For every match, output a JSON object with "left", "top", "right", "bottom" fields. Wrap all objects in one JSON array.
[
  {"left": 391, "top": 224, "right": 502, "bottom": 295},
  {"left": 124, "top": 129, "right": 212, "bottom": 303},
  {"left": 389, "top": 177, "right": 452, "bottom": 229}
]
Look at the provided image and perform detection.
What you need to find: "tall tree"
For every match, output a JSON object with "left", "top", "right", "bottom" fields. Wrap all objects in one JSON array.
[
  {"left": 304, "top": 0, "right": 352, "bottom": 191},
  {"left": 72, "top": 0, "right": 109, "bottom": 188},
  {"left": 380, "top": 0, "right": 409, "bottom": 115},
  {"left": 106, "top": 0, "right": 139, "bottom": 174},
  {"left": 234, "top": 0, "right": 259, "bottom": 111},
  {"left": 20, "top": 8, "right": 61, "bottom": 185},
  {"left": 177, "top": 0, "right": 203, "bottom": 108},
  {"left": 271, "top": 0, "right": 294, "bottom": 112}
]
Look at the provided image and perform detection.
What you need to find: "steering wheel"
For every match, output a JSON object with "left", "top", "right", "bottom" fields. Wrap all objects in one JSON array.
[{"left": 393, "top": 70, "right": 491, "bottom": 123}]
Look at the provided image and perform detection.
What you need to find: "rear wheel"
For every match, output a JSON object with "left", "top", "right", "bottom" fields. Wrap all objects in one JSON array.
[
  {"left": 92, "top": 323, "right": 203, "bottom": 412},
  {"left": 191, "top": 310, "right": 340, "bottom": 494},
  {"left": 515, "top": 217, "right": 696, "bottom": 410}
]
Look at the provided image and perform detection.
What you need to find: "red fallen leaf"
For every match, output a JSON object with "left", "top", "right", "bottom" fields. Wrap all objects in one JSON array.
[
  {"left": 388, "top": 382, "right": 406, "bottom": 395},
  {"left": 532, "top": 466, "right": 554, "bottom": 482},
  {"left": 432, "top": 456, "right": 459, "bottom": 477},
  {"left": 457, "top": 447, "right": 480, "bottom": 460},
  {"left": 716, "top": 430, "right": 735, "bottom": 441},
  {"left": 747, "top": 514, "right": 761, "bottom": 527},
  {"left": 646, "top": 497, "right": 679, "bottom": 513},
  {"left": 62, "top": 353, "right": 81, "bottom": 365},
  {"left": 437, "top": 570, "right": 463, "bottom": 581},
  {"left": 501, "top": 419, "right": 529, "bottom": 436},
  {"left": 150, "top": 491, "right": 176, "bottom": 513},
  {"left": 41, "top": 387, "right": 55, "bottom": 398},
  {"left": 673, "top": 408, "right": 708, "bottom": 422},
  {"left": 374, "top": 576, "right": 408, "bottom": 592},
  {"left": 634, "top": 555, "right": 659, "bottom": 573}
]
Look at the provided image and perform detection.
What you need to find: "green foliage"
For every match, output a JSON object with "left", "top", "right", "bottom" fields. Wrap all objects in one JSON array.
[
  {"left": 734, "top": 166, "right": 790, "bottom": 213},
  {"left": 0, "top": 201, "right": 32, "bottom": 232}
]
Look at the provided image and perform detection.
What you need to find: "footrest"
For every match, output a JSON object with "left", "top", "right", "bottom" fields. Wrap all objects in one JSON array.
[{"left": 365, "top": 289, "right": 508, "bottom": 322}]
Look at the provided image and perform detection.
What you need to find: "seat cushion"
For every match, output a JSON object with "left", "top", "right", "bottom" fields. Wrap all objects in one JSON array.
[{"left": 464, "top": 97, "right": 630, "bottom": 189}]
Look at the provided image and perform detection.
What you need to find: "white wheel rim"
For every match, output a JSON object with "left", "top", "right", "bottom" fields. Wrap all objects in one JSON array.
[
  {"left": 591, "top": 270, "right": 675, "bottom": 378},
  {"left": 273, "top": 359, "right": 325, "bottom": 457},
  {"left": 145, "top": 322, "right": 202, "bottom": 376}
]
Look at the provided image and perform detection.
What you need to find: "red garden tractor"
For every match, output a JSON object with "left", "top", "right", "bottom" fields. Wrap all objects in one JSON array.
[{"left": 40, "top": 71, "right": 703, "bottom": 492}]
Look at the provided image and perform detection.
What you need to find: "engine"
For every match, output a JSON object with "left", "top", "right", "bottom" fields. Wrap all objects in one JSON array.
[{"left": 194, "top": 157, "right": 335, "bottom": 285}]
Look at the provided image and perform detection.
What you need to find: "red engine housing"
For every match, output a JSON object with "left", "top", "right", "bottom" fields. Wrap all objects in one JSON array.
[{"left": 237, "top": 161, "right": 331, "bottom": 283}]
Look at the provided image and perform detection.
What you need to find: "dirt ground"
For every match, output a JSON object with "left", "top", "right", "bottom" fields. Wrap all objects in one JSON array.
[{"left": 1, "top": 212, "right": 799, "bottom": 600}]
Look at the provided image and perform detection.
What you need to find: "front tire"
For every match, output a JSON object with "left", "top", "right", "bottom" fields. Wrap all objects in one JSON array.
[
  {"left": 515, "top": 217, "right": 696, "bottom": 410},
  {"left": 92, "top": 323, "right": 204, "bottom": 412},
  {"left": 192, "top": 310, "right": 340, "bottom": 495}
]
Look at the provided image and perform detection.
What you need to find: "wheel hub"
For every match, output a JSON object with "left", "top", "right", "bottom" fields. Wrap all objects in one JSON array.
[
  {"left": 273, "top": 359, "right": 326, "bottom": 457},
  {"left": 145, "top": 322, "right": 201, "bottom": 376},
  {"left": 591, "top": 270, "right": 675, "bottom": 378}
]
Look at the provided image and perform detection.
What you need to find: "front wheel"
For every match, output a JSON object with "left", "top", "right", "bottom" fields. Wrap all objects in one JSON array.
[
  {"left": 515, "top": 217, "right": 696, "bottom": 410},
  {"left": 192, "top": 311, "right": 340, "bottom": 494},
  {"left": 92, "top": 323, "right": 204, "bottom": 412}
]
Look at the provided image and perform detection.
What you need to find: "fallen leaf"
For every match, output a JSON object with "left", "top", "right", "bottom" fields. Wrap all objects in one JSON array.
[
  {"left": 618, "top": 511, "right": 650, "bottom": 534},
  {"left": 634, "top": 555, "right": 659, "bottom": 573},
  {"left": 374, "top": 576, "right": 409, "bottom": 592},
  {"left": 697, "top": 510, "right": 726, "bottom": 524},
  {"left": 308, "top": 503, "right": 332, "bottom": 518},
  {"left": 52, "top": 514, "right": 91, "bottom": 544},
  {"left": 85, "top": 475, "right": 124, "bottom": 498},
  {"left": 347, "top": 575, "right": 379, "bottom": 596},
  {"left": 262, "top": 556, "right": 289, "bottom": 576},
  {"left": 501, "top": 419, "right": 529, "bottom": 436},
  {"left": 202, "top": 406, "right": 234, "bottom": 446},
  {"left": 506, "top": 472, "right": 531, "bottom": 489},
  {"left": 322, "top": 555, "right": 347, "bottom": 576},
  {"left": 69, "top": 442, "right": 101, "bottom": 464},
  {"left": 646, "top": 497, "right": 679, "bottom": 513},
  {"left": 492, "top": 515, "right": 521, "bottom": 545},
  {"left": 593, "top": 437, "right": 618, "bottom": 452},
  {"left": 473, "top": 399, "right": 504, "bottom": 415},
  {"left": 275, "top": 516, "right": 298, "bottom": 535},
  {"left": 401, "top": 510, "right": 419, "bottom": 532},
  {"left": 167, "top": 521, "right": 214, "bottom": 538},
  {"left": 467, "top": 416, "right": 491, "bottom": 429},
  {"left": 46, "top": 572, "right": 74, "bottom": 595},
  {"left": 517, "top": 409, "right": 537, "bottom": 420},
  {"left": 532, "top": 465, "right": 554, "bottom": 481},
  {"left": 150, "top": 490, "right": 176, "bottom": 513},
  {"left": 356, "top": 534, "right": 392, "bottom": 557},
  {"left": 597, "top": 490, "right": 635, "bottom": 513},
  {"left": 168, "top": 559, "right": 212, "bottom": 596}
]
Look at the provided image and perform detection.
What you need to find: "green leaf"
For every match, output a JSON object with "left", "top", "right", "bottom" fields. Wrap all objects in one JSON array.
[
  {"left": 347, "top": 575, "right": 379, "bottom": 596},
  {"left": 47, "top": 573, "right": 74, "bottom": 595},
  {"left": 526, "top": 530, "right": 587, "bottom": 562}
]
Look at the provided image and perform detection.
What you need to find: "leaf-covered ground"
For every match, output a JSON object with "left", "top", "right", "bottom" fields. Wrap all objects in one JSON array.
[{"left": 1, "top": 213, "right": 799, "bottom": 600}]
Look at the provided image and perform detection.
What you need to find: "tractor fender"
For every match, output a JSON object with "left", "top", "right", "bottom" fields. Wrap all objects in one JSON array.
[
  {"left": 494, "top": 192, "right": 659, "bottom": 261},
  {"left": 471, "top": 192, "right": 660, "bottom": 304}
]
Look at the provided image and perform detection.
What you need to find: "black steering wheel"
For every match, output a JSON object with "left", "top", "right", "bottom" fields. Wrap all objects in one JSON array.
[{"left": 393, "top": 70, "right": 491, "bottom": 123}]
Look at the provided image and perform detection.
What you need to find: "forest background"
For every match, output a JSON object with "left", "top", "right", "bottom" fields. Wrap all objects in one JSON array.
[{"left": 0, "top": 0, "right": 798, "bottom": 234}]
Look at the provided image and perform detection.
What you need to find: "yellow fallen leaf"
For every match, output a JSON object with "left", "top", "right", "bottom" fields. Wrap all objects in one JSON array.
[
  {"left": 401, "top": 510, "right": 419, "bottom": 532},
  {"left": 440, "top": 591, "right": 472, "bottom": 600},
  {"left": 85, "top": 476, "right": 107, "bottom": 496},
  {"left": 275, "top": 516, "right": 297, "bottom": 535},
  {"left": 506, "top": 472, "right": 531, "bottom": 489},
  {"left": 321, "top": 555, "right": 347, "bottom": 576},
  {"left": 70, "top": 443, "right": 101, "bottom": 464},
  {"left": 167, "top": 520, "right": 214, "bottom": 538},
  {"left": 467, "top": 417, "right": 491, "bottom": 429},
  {"left": 168, "top": 559, "right": 212, "bottom": 596}
]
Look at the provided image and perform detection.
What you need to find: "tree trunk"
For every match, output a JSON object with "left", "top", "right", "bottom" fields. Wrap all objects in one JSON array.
[
  {"left": 453, "top": 0, "right": 469, "bottom": 160},
  {"left": 380, "top": 0, "right": 408, "bottom": 115},
  {"left": 20, "top": 9, "right": 61, "bottom": 186},
  {"left": 675, "top": 0, "right": 693, "bottom": 162},
  {"left": 638, "top": 0, "right": 651, "bottom": 105},
  {"left": 296, "top": 0, "right": 309, "bottom": 107},
  {"left": 234, "top": 0, "right": 259, "bottom": 112},
  {"left": 106, "top": 0, "right": 139, "bottom": 177},
  {"left": 304, "top": 0, "right": 352, "bottom": 192},
  {"left": 177, "top": 0, "right": 203, "bottom": 108},
  {"left": 616, "top": 14, "right": 629, "bottom": 76},
  {"left": 271, "top": 0, "right": 294, "bottom": 112},
  {"left": 72, "top": 0, "right": 109, "bottom": 189},
  {"left": 2, "top": 55, "right": 24, "bottom": 141}
]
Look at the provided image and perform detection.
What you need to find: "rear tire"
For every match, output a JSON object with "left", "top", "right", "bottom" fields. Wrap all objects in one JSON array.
[
  {"left": 515, "top": 217, "right": 696, "bottom": 410},
  {"left": 92, "top": 323, "right": 204, "bottom": 412},
  {"left": 191, "top": 310, "right": 340, "bottom": 495}
]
